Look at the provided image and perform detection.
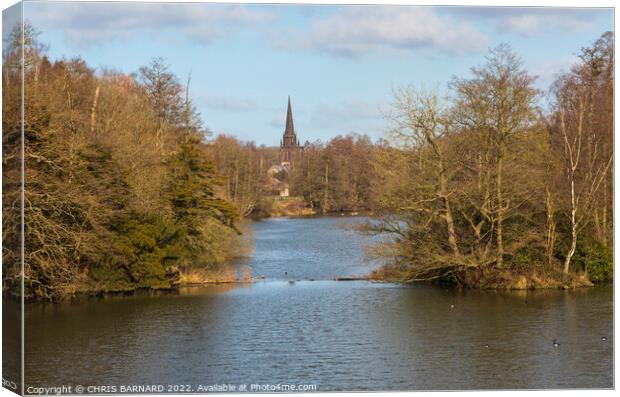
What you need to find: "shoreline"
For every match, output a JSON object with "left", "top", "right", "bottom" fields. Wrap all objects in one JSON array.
[
  {"left": 368, "top": 265, "right": 601, "bottom": 291},
  {"left": 251, "top": 210, "right": 373, "bottom": 220},
  {"left": 249, "top": 196, "right": 375, "bottom": 219},
  {"left": 8, "top": 274, "right": 608, "bottom": 303}
]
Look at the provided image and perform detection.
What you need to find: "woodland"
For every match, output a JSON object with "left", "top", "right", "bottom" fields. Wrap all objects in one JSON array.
[{"left": 2, "top": 24, "right": 613, "bottom": 299}]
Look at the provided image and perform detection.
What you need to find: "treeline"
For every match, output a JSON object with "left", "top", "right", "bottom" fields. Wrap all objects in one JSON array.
[
  {"left": 206, "top": 135, "right": 278, "bottom": 216},
  {"left": 2, "top": 23, "right": 239, "bottom": 300},
  {"left": 367, "top": 33, "right": 613, "bottom": 287},
  {"left": 289, "top": 134, "right": 378, "bottom": 212},
  {"left": 205, "top": 133, "right": 380, "bottom": 214},
  {"left": 1, "top": 22, "right": 613, "bottom": 297},
  {"left": 148, "top": 29, "right": 615, "bottom": 288}
]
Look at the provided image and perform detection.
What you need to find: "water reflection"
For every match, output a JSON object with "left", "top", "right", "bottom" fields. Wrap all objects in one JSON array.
[{"left": 23, "top": 217, "right": 613, "bottom": 390}]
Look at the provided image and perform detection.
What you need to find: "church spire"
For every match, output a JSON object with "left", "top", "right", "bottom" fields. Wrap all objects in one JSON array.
[
  {"left": 284, "top": 96, "right": 295, "bottom": 136},
  {"left": 280, "top": 96, "right": 301, "bottom": 168}
]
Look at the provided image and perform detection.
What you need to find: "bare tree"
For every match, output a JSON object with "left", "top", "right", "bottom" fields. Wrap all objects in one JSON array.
[
  {"left": 451, "top": 44, "right": 538, "bottom": 268},
  {"left": 387, "top": 87, "right": 460, "bottom": 257},
  {"left": 554, "top": 78, "right": 612, "bottom": 275}
]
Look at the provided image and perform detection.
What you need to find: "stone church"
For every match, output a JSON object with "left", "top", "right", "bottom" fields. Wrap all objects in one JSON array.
[
  {"left": 267, "top": 97, "right": 303, "bottom": 197},
  {"left": 280, "top": 96, "right": 302, "bottom": 167}
]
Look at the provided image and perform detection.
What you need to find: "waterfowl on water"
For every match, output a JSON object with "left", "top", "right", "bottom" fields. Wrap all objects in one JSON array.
[
  {"left": 450, "top": 304, "right": 454, "bottom": 309},
  {"left": 601, "top": 336, "right": 608, "bottom": 341},
  {"left": 484, "top": 344, "right": 490, "bottom": 349},
  {"left": 553, "top": 339, "right": 560, "bottom": 347},
  {"left": 288, "top": 280, "right": 295, "bottom": 284}
]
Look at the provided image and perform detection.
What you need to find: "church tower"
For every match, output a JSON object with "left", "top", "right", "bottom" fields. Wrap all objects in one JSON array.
[{"left": 280, "top": 96, "right": 301, "bottom": 167}]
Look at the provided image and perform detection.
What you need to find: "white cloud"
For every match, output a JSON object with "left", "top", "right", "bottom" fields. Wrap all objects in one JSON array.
[
  {"left": 502, "top": 12, "right": 597, "bottom": 37},
  {"left": 309, "top": 100, "right": 385, "bottom": 136},
  {"left": 266, "top": 99, "right": 384, "bottom": 140},
  {"left": 199, "top": 95, "right": 259, "bottom": 113},
  {"left": 527, "top": 54, "right": 581, "bottom": 88},
  {"left": 2, "top": 2, "right": 22, "bottom": 45},
  {"left": 273, "top": 7, "right": 489, "bottom": 57},
  {"left": 27, "top": 2, "right": 273, "bottom": 48},
  {"left": 310, "top": 100, "right": 383, "bottom": 127},
  {"left": 451, "top": 7, "right": 609, "bottom": 38},
  {"left": 269, "top": 114, "right": 286, "bottom": 129}
]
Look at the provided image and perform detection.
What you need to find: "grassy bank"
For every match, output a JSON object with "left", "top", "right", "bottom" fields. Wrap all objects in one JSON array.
[
  {"left": 251, "top": 196, "right": 377, "bottom": 219},
  {"left": 179, "top": 265, "right": 254, "bottom": 285},
  {"left": 368, "top": 264, "right": 606, "bottom": 290},
  {"left": 251, "top": 196, "right": 316, "bottom": 218}
]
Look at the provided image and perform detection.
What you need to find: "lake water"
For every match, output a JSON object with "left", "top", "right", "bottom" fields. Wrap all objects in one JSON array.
[{"left": 17, "top": 216, "right": 614, "bottom": 391}]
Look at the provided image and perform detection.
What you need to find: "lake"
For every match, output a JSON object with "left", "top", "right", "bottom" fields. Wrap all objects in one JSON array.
[{"left": 17, "top": 216, "right": 614, "bottom": 391}]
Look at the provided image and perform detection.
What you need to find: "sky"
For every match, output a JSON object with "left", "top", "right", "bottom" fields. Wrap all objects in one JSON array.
[{"left": 4, "top": 1, "right": 615, "bottom": 146}]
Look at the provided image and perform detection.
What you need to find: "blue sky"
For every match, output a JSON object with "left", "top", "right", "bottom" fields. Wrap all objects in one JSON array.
[{"left": 12, "top": 1, "right": 615, "bottom": 146}]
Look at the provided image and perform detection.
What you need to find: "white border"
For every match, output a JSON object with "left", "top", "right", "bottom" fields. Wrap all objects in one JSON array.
[{"left": 0, "top": 1, "right": 616, "bottom": 397}]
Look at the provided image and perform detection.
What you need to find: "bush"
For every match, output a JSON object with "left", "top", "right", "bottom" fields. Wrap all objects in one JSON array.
[
  {"left": 584, "top": 242, "right": 613, "bottom": 283},
  {"left": 90, "top": 213, "right": 182, "bottom": 291},
  {"left": 569, "top": 240, "right": 613, "bottom": 283},
  {"left": 509, "top": 246, "right": 546, "bottom": 273}
]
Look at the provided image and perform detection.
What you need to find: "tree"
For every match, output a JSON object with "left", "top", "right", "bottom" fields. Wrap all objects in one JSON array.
[
  {"left": 166, "top": 132, "right": 239, "bottom": 271},
  {"left": 548, "top": 33, "right": 613, "bottom": 275},
  {"left": 207, "top": 135, "right": 275, "bottom": 216},
  {"left": 385, "top": 87, "right": 460, "bottom": 257},
  {"left": 451, "top": 44, "right": 538, "bottom": 268},
  {"left": 2, "top": 22, "right": 245, "bottom": 299},
  {"left": 138, "top": 57, "right": 183, "bottom": 151},
  {"left": 367, "top": 44, "right": 587, "bottom": 287},
  {"left": 289, "top": 134, "right": 378, "bottom": 212}
]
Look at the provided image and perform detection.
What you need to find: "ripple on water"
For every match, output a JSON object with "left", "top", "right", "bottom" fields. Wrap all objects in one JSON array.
[{"left": 20, "top": 217, "right": 613, "bottom": 391}]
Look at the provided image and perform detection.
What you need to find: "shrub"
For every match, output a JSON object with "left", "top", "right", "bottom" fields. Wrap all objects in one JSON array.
[
  {"left": 90, "top": 213, "right": 182, "bottom": 291},
  {"left": 565, "top": 239, "right": 613, "bottom": 283}
]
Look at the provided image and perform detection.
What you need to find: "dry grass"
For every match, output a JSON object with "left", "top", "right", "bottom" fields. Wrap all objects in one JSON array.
[
  {"left": 268, "top": 197, "right": 316, "bottom": 217},
  {"left": 368, "top": 263, "right": 597, "bottom": 290},
  {"left": 180, "top": 267, "right": 239, "bottom": 284},
  {"left": 240, "top": 265, "right": 253, "bottom": 282},
  {"left": 179, "top": 264, "right": 255, "bottom": 285}
]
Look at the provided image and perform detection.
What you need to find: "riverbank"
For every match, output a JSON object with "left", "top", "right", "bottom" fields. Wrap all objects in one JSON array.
[
  {"left": 15, "top": 214, "right": 613, "bottom": 390},
  {"left": 251, "top": 196, "right": 314, "bottom": 218},
  {"left": 179, "top": 265, "right": 254, "bottom": 285},
  {"left": 4, "top": 263, "right": 252, "bottom": 302},
  {"left": 368, "top": 264, "right": 600, "bottom": 290},
  {"left": 251, "top": 196, "right": 375, "bottom": 218}
]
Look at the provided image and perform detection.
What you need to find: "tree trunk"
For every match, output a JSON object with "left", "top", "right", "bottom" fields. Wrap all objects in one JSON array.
[
  {"left": 545, "top": 188, "right": 556, "bottom": 267},
  {"left": 233, "top": 161, "right": 239, "bottom": 204},
  {"left": 90, "top": 85, "right": 100, "bottom": 136},
  {"left": 563, "top": 173, "right": 577, "bottom": 275},
  {"left": 156, "top": 119, "right": 164, "bottom": 152},
  {"left": 495, "top": 154, "right": 504, "bottom": 268},
  {"left": 601, "top": 176, "right": 608, "bottom": 246},
  {"left": 443, "top": 199, "right": 460, "bottom": 257},
  {"left": 323, "top": 162, "right": 329, "bottom": 213},
  {"left": 438, "top": 159, "right": 460, "bottom": 257}
]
